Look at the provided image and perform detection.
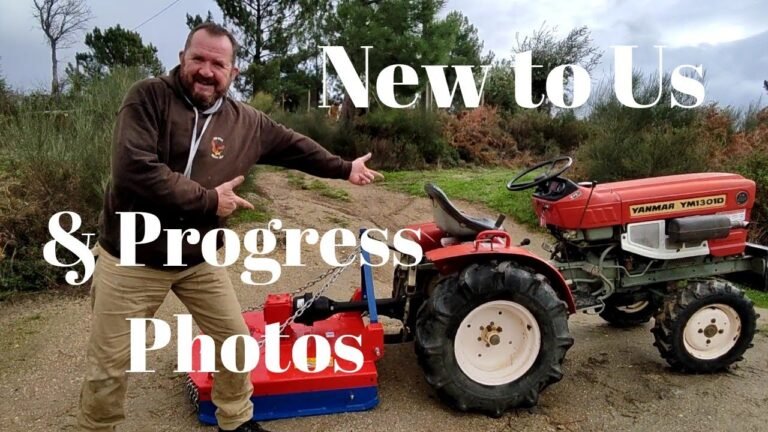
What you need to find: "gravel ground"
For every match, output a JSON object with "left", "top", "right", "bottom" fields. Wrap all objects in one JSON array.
[{"left": 2, "top": 171, "right": 767, "bottom": 432}]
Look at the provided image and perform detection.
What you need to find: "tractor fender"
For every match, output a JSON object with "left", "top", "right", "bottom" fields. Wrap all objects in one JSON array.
[{"left": 424, "top": 231, "right": 576, "bottom": 314}]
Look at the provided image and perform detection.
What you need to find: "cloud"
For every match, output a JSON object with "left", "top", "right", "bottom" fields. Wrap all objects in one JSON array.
[
  {"left": 1, "top": 0, "right": 765, "bottom": 108},
  {"left": 444, "top": 0, "right": 768, "bottom": 107},
  {"left": 678, "top": 30, "right": 768, "bottom": 108}
]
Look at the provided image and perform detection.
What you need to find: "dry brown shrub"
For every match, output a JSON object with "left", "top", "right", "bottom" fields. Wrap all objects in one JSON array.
[{"left": 443, "top": 106, "right": 523, "bottom": 166}]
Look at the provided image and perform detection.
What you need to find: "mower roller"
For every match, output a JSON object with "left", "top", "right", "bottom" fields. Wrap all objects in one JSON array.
[{"left": 186, "top": 157, "right": 767, "bottom": 423}]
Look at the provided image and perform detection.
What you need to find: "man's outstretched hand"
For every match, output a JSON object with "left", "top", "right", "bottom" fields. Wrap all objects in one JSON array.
[
  {"left": 215, "top": 176, "right": 254, "bottom": 217},
  {"left": 348, "top": 153, "right": 384, "bottom": 186}
]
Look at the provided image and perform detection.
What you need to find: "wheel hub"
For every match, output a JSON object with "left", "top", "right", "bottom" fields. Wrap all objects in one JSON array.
[
  {"left": 683, "top": 304, "right": 741, "bottom": 360},
  {"left": 454, "top": 300, "right": 541, "bottom": 386},
  {"left": 479, "top": 322, "right": 503, "bottom": 347},
  {"left": 703, "top": 324, "right": 718, "bottom": 338},
  {"left": 489, "top": 333, "right": 501, "bottom": 346}
]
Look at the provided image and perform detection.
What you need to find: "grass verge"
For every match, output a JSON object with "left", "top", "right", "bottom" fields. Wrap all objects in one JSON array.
[
  {"left": 229, "top": 204, "right": 271, "bottom": 225},
  {"left": 228, "top": 167, "right": 272, "bottom": 225},
  {"left": 381, "top": 168, "right": 538, "bottom": 229},
  {"left": 286, "top": 171, "right": 350, "bottom": 202},
  {"left": 746, "top": 289, "right": 768, "bottom": 309}
]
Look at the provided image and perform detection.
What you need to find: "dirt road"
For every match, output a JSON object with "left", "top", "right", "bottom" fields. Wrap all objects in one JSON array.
[{"left": 2, "top": 171, "right": 767, "bottom": 432}]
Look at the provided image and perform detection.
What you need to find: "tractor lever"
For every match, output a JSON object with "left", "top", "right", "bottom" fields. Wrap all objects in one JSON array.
[
  {"left": 518, "top": 238, "right": 531, "bottom": 247},
  {"left": 494, "top": 214, "right": 506, "bottom": 228}
]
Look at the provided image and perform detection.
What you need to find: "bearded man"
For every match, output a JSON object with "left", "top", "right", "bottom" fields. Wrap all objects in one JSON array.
[{"left": 78, "top": 23, "right": 380, "bottom": 432}]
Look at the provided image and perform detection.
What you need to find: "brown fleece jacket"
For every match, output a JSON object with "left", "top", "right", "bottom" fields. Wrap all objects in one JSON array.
[{"left": 98, "top": 66, "right": 352, "bottom": 267}]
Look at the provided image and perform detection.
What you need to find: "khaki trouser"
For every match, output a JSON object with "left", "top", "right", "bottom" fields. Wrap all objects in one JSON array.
[{"left": 78, "top": 247, "right": 253, "bottom": 431}]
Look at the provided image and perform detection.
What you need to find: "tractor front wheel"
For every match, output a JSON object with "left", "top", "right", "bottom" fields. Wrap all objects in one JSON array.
[
  {"left": 652, "top": 279, "right": 758, "bottom": 372},
  {"left": 414, "top": 261, "right": 573, "bottom": 417}
]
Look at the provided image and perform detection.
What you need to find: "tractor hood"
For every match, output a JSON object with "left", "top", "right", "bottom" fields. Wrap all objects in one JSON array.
[{"left": 534, "top": 172, "right": 756, "bottom": 230}]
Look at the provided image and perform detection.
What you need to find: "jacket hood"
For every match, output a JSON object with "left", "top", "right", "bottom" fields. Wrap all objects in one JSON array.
[{"left": 159, "top": 65, "right": 185, "bottom": 100}]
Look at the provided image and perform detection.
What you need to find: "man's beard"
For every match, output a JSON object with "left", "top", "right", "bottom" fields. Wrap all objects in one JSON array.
[{"left": 179, "top": 68, "right": 229, "bottom": 109}]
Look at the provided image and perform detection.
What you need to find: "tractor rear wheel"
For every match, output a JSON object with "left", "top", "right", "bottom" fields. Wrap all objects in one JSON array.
[
  {"left": 414, "top": 261, "right": 573, "bottom": 417},
  {"left": 599, "top": 293, "right": 662, "bottom": 327},
  {"left": 652, "top": 279, "right": 758, "bottom": 373}
]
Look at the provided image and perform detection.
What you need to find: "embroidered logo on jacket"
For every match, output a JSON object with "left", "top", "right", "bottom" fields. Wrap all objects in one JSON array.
[{"left": 211, "top": 137, "right": 225, "bottom": 159}]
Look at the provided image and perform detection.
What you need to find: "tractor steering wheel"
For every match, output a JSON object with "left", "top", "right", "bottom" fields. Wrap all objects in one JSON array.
[{"left": 506, "top": 156, "right": 574, "bottom": 192}]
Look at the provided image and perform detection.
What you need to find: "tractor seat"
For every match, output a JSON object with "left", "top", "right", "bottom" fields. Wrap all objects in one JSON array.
[{"left": 424, "top": 183, "right": 505, "bottom": 238}]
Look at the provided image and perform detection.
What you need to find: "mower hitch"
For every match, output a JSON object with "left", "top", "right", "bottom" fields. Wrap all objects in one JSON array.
[{"left": 292, "top": 293, "right": 403, "bottom": 326}]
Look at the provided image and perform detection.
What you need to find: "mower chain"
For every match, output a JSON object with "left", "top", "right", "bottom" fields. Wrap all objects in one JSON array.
[{"left": 242, "top": 246, "right": 362, "bottom": 347}]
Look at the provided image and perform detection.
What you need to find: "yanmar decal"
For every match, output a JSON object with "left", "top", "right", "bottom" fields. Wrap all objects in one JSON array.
[{"left": 629, "top": 195, "right": 727, "bottom": 218}]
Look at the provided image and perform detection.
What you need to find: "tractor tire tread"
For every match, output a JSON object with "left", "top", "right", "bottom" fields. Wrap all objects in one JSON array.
[
  {"left": 414, "top": 261, "right": 573, "bottom": 417},
  {"left": 652, "top": 278, "right": 757, "bottom": 373}
]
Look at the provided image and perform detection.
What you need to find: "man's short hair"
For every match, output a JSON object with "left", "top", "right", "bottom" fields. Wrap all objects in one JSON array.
[{"left": 184, "top": 22, "right": 238, "bottom": 64}]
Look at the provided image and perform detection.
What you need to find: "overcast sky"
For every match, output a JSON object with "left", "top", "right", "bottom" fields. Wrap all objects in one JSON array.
[{"left": 1, "top": 0, "right": 766, "bottom": 109}]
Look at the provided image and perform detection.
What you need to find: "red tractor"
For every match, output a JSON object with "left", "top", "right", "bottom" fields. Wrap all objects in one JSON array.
[{"left": 392, "top": 157, "right": 766, "bottom": 417}]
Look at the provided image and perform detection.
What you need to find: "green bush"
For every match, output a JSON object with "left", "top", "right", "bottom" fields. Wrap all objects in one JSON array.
[
  {"left": 271, "top": 108, "right": 456, "bottom": 169},
  {"left": 482, "top": 61, "right": 518, "bottom": 115},
  {"left": 503, "top": 109, "right": 589, "bottom": 157},
  {"left": 248, "top": 91, "right": 276, "bottom": 113},
  {"left": 734, "top": 153, "right": 768, "bottom": 244},
  {"left": 357, "top": 108, "right": 456, "bottom": 168},
  {"left": 271, "top": 109, "right": 357, "bottom": 157},
  {"left": 578, "top": 73, "right": 707, "bottom": 181},
  {"left": 721, "top": 109, "right": 768, "bottom": 244},
  {"left": 0, "top": 67, "right": 145, "bottom": 294},
  {"left": 579, "top": 125, "right": 708, "bottom": 181},
  {"left": 0, "top": 75, "right": 16, "bottom": 117}
]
